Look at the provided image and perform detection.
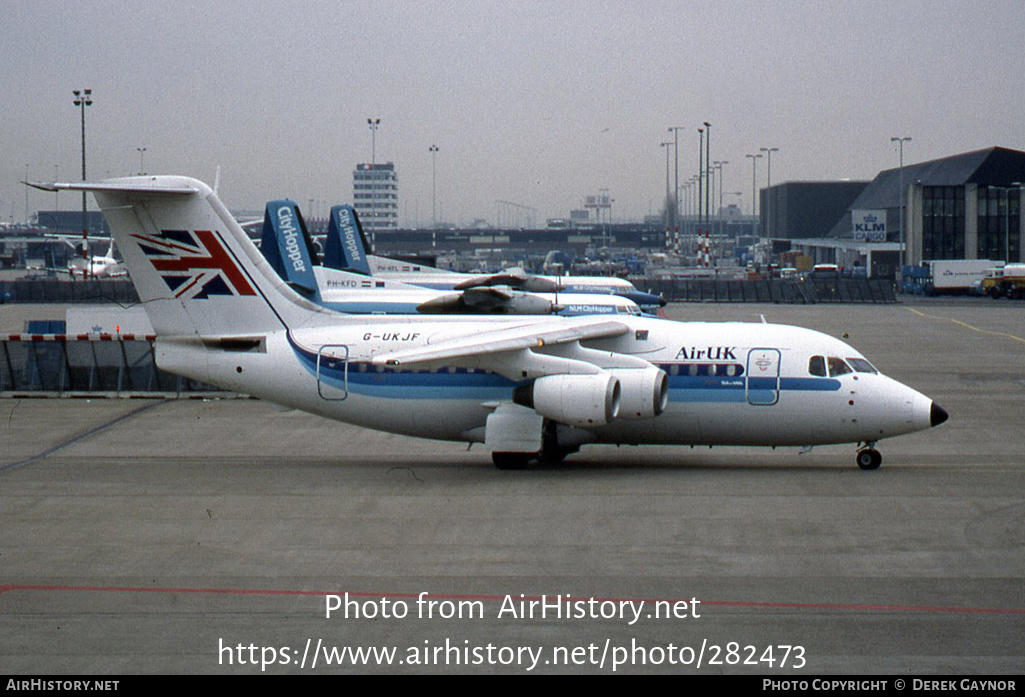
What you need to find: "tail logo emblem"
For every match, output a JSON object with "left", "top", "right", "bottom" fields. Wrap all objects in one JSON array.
[{"left": 132, "top": 229, "right": 256, "bottom": 298}]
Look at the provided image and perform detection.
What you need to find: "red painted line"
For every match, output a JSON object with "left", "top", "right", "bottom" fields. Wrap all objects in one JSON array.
[{"left": 1, "top": 584, "right": 1022, "bottom": 616}]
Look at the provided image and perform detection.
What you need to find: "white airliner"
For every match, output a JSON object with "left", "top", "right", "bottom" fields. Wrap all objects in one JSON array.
[
  {"left": 260, "top": 200, "right": 643, "bottom": 317},
  {"left": 368, "top": 255, "right": 637, "bottom": 295},
  {"left": 33, "top": 235, "right": 126, "bottom": 278},
  {"left": 30, "top": 176, "right": 948, "bottom": 470},
  {"left": 324, "top": 204, "right": 643, "bottom": 298},
  {"left": 313, "top": 267, "right": 643, "bottom": 316}
]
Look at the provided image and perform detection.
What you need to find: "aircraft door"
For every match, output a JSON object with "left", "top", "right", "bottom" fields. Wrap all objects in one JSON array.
[
  {"left": 316, "top": 344, "right": 349, "bottom": 400},
  {"left": 746, "top": 348, "right": 780, "bottom": 406}
]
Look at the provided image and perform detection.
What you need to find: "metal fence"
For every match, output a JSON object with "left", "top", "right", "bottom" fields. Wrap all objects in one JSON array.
[
  {"left": 1, "top": 276, "right": 898, "bottom": 307},
  {"left": 1, "top": 336, "right": 219, "bottom": 394},
  {"left": 641, "top": 278, "right": 897, "bottom": 303},
  {"left": 0, "top": 279, "right": 138, "bottom": 304}
]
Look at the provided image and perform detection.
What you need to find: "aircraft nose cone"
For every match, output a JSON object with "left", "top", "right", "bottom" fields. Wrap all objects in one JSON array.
[{"left": 930, "top": 402, "right": 949, "bottom": 428}]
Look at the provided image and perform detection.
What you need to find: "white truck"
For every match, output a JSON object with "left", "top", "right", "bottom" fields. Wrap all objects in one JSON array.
[{"left": 923, "top": 259, "right": 1002, "bottom": 295}]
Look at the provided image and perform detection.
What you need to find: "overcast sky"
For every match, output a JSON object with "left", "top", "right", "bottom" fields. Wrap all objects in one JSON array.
[{"left": 3, "top": 0, "right": 1024, "bottom": 226}]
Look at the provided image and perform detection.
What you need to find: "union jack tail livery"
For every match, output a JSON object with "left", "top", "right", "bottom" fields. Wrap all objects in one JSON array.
[
  {"left": 133, "top": 228, "right": 257, "bottom": 299},
  {"left": 29, "top": 176, "right": 317, "bottom": 338}
]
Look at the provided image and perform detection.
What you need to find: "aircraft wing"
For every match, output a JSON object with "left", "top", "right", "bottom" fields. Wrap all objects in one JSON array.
[
  {"left": 25, "top": 264, "right": 73, "bottom": 275},
  {"left": 372, "top": 317, "right": 630, "bottom": 371},
  {"left": 453, "top": 271, "right": 559, "bottom": 293},
  {"left": 44, "top": 233, "right": 113, "bottom": 241}
]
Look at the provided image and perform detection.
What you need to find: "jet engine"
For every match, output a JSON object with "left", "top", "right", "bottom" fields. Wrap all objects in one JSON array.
[
  {"left": 514, "top": 372, "right": 620, "bottom": 427},
  {"left": 607, "top": 365, "right": 669, "bottom": 419}
]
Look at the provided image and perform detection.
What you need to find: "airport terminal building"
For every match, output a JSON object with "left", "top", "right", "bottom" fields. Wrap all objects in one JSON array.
[
  {"left": 768, "top": 147, "right": 1025, "bottom": 275},
  {"left": 832, "top": 146, "right": 1025, "bottom": 265}
]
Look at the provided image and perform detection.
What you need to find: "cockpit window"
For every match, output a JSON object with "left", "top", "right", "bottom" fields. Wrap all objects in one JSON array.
[
  {"left": 827, "top": 356, "right": 853, "bottom": 377},
  {"left": 808, "top": 355, "right": 826, "bottom": 377},
  {"left": 847, "top": 357, "right": 878, "bottom": 374}
]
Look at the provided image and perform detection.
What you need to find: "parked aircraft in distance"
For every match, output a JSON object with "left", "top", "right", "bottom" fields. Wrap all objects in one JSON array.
[
  {"left": 31, "top": 235, "right": 125, "bottom": 278},
  {"left": 322, "top": 204, "right": 665, "bottom": 313},
  {"left": 30, "top": 176, "right": 948, "bottom": 470},
  {"left": 260, "top": 200, "right": 642, "bottom": 317}
]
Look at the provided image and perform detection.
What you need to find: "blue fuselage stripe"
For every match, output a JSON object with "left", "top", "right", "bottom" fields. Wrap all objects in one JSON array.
[{"left": 289, "top": 336, "right": 843, "bottom": 402}]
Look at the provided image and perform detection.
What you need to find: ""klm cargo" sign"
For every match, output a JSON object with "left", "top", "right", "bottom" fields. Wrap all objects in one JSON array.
[{"left": 852, "top": 210, "right": 887, "bottom": 242}]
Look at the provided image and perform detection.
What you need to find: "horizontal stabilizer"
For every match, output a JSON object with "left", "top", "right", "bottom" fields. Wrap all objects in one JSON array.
[{"left": 27, "top": 179, "right": 200, "bottom": 195}]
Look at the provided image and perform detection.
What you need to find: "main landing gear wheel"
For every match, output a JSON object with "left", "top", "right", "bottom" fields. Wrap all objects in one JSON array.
[
  {"left": 856, "top": 448, "right": 882, "bottom": 470},
  {"left": 538, "top": 445, "right": 579, "bottom": 466},
  {"left": 492, "top": 452, "right": 534, "bottom": 470}
]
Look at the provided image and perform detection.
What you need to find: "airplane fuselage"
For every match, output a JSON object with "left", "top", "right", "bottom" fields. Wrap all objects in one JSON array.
[
  {"left": 37, "top": 174, "right": 944, "bottom": 469},
  {"left": 156, "top": 314, "right": 935, "bottom": 449},
  {"left": 69, "top": 255, "right": 121, "bottom": 278}
]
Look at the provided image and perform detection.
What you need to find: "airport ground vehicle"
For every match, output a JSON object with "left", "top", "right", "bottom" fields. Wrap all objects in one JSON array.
[
  {"left": 982, "top": 263, "right": 1025, "bottom": 299},
  {"left": 903, "top": 260, "right": 1002, "bottom": 295}
]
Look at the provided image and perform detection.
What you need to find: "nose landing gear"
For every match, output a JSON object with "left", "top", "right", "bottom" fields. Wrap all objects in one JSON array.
[{"left": 856, "top": 443, "right": 882, "bottom": 470}]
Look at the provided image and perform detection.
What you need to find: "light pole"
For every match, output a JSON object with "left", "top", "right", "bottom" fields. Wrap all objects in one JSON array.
[
  {"left": 429, "top": 144, "right": 439, "bottom": 229},
  {"left": 599, "top": 187, "right": 612, "bottom": 251},
  {"left": 689, "top": 175, "right": 700, "bottom": 236},
  {"left": 746, "top": 153, "right": 763, "bottom": 223},
  {"left": 73, "top": 88, "right": 93, "bottom": 262},
  {"left": 714, "top": 161, "right": 728, "bottom": 235},
  {"left": 697, "top": 128, "right": 704, "bottom": 234},
  {"left": 760, "top": 147, "right": 779, "bottom": 236},
  {"left": 365, "top": 118, "right": 382, "bottom": 252},
  {"left": 669, "top": 126, "right": 685, "bottom": 235},
  {"left": 708, "top": 161, "right": 715, "bottom": 235},
  {"left": 367, "top": 118, "right": 381, "bottom": 166},
  {"left": 891, "top": 137, "right": 911, "bottom": 267},
  {"left": 137, "top": 147, "right": 147, "bottom": 175},
  {"left": 703, "top": 122, "right": 712, "bottom": 229},
  {"left": 661, "top": 142, "right": 673, "bottom": 247}
]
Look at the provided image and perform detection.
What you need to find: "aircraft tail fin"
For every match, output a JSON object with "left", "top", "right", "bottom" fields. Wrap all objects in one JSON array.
[
  {"left": 28, "top": 176, "right": 324, "bottom": 338},
  {"left": 258, "top": 200, "right": 321, "bottom": 301},
  {"left": 323, "top": 205, "right": 372, "bottom": 275}
]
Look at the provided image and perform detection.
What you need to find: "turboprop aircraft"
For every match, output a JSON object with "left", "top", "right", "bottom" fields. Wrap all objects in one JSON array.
[
  {"left": 322, "top": 204, "right": 665, "bottom": 312},
  {"left": 29, "top": 176, "right": 948, "bottom": 470},
  {"left": 260, "top": 200, "right": 643, "bottom": 317}
]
